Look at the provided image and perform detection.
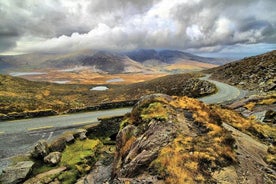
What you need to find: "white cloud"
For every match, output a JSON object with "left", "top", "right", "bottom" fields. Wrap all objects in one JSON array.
[{"left": 0, "top": 0, "right": 275, "bottom": 55}]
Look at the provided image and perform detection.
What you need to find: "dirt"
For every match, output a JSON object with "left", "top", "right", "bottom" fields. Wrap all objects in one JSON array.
[{"left": 223, "top": 123, "right": 276, "bottom": 184}]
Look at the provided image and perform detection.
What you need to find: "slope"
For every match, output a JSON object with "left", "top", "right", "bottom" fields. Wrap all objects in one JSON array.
[{"left": 209, "top": 50, "right": 276, "bottom": 92}]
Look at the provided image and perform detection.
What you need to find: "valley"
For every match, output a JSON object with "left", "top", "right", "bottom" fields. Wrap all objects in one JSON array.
[{"left": 0, "top": 50, "right": 275, "bottom": 184}]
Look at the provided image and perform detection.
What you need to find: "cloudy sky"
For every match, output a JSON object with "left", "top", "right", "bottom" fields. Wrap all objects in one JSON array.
[{"left": 1, "top": 0, "right": 275, "bottom": 57}]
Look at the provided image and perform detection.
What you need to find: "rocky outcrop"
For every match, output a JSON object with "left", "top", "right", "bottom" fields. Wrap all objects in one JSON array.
[
  {"left": 0, "top": 161, "right": 34, "bottom": 184},
  {"left": 111, "top": 94, "right": 236, "bottom": 183},
  {"left": 264, "top": 110, "right": 276, "bottom": 123},
  {"left": 182, "top": 78, "right": 217, "bottom": 97}
]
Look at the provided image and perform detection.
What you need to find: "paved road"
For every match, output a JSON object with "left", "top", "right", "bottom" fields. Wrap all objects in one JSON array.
[
  {"left": 199, "top": 74, "right": 246, "bottom": 104},
  {"left": 0, "top": 108, "right": 131, "bottom": 134}
]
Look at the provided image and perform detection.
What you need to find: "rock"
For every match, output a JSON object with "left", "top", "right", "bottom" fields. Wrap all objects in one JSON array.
[
  {"left": 0, "top": 161, "right": 34, "bottom": 184},
  {"left": 267, "top": 145, "right": 276, "bottom": 155},
  {"left": 74, "top": 129, "right": 87, "bottom": 140},
  {"left": 263, "top": 110, "right": 276, "bottom": 123},
  {"left": 49, "top": 137, "right": 66, "bottom": 152},
  {"left": 84, "top": 161, "right": 112, "bottom": 184},
  {"left": 113, "top": 94, "right": 188, "bottom": 178},
  {"left": 79, "top": 132, "right": 87, "bottom": 140},
  {"left": 23, "top": 166, "right": 66, "bottom": 184},
  {"left": 213, "top": 166, "right": 238, "bottom": 184},
  {"left": 110, "top": 94, "right": 236, "bottom": 183},
  {"left": 44, "top": 152, "right": 62, "bottom": 165},
  {"left": 31, "top": 140, "right": 49, "bottom": 159},
  {"left": 113, "top": 175, "right": 164, "bottom": 184},
  {"left": 64, "top": 133, "right": 75, "bottom": 143}
]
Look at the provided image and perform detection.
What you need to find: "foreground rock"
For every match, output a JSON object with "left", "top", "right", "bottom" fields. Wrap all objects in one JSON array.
[
  {"left": 112, "top": 94, "right": 236, "bottom": 183},
  {"left": 0, "top": 161, "right": 34, "bottom": 184}
]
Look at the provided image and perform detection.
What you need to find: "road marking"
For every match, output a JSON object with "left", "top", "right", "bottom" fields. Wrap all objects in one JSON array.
[
  {"left": 28, "top": 126, "right": 54, "bottom": 131},
  {"left": 47, "top": 131, "right": 54, "bottom": 140},
  {"left": 72, "top": 121, "right": 92, "bottom": 125}
]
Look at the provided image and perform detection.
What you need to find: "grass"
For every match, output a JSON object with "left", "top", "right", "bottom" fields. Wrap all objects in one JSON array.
[
  {"left": 243, "top": 94, "right": 276, "bottom": 111},
  {"left": 0, "top": 73, "right": 215, "bottom": 116},
  {"left": 213, "top": 105, "right": 276, "bottom": 144}
]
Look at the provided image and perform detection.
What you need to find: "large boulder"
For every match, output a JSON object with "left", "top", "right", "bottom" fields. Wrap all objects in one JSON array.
[
  {"left": 111, "top": 94, "right": 236, "bottom": 183},
  {"left": 44, "top": 152, "right": 62, "bottom": 165},
  {"left": 31, "top": 140, "right": 49, "bottom": 159},
  {"left": 0, "top": 161, "right": 34, "bottom": 184},
  {"left": 49, "top": 137, "right": 66, "bottom": 152}
]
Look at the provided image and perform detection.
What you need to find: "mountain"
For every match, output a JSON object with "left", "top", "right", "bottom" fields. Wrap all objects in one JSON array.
[
  {"left": 41, "top": 51, "right": 145, "bottom": 74},
  {"left": 209, "top": 50, "right": 276, "bottom": 92},
  {"left": 0, "top": 50, "right": 145, "bottom": 74},
  {"left": 0, "top": 49, "right": 227, "bottom": 75},
  {"left": 125, "top": 49, "right": 231, "bottom": 65}
]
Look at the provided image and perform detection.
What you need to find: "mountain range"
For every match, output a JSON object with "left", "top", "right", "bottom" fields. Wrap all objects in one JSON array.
[{"left": 0, "top": 49, "right": 231, "bottom": 74}]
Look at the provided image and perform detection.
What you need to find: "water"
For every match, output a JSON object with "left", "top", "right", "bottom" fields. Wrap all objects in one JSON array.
[
  {"left": 9, "top": 72, "right": 47, "bottom": 76},
  {"left": 53, "top": 80, "right": 70, "bottom": 84},
  {"left": 90, "top": 86, "right": 109, "bottom": 91}
]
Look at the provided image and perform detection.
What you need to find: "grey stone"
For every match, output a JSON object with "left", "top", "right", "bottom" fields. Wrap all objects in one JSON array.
[
  {"left": 31, "top": 140, "right": 49, "bottom": 159},
  {"left": 44, "top": 152, "right": 62, "bottom": 165},
  {"left": 0, "top": 161, "right": 34, "bottom": 184},
  {"left": 64, "top": 133, "right": 75, "bottom": 143}
]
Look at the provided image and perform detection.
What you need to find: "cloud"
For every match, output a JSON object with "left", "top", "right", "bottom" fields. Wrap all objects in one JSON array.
[{"left": 0, "top": 0, "right": 275, "bottom": 54}]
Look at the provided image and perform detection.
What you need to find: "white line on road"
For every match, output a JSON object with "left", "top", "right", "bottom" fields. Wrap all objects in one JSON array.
[{"left": 47, "top": 131, "right": 54, "bottom": 141}]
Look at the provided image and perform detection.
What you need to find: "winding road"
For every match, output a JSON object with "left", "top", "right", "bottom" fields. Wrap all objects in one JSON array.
[
  {"left": 0, "top": 75, "right": 246, "bottom": 172},
  {"left": 199, "top": 74, "right": 246, "bottom": 104}
]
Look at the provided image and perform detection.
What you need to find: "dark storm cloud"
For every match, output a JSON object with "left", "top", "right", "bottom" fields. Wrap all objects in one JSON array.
[{"left": 0, "top": 0, "right": 275, "bottom": 54}]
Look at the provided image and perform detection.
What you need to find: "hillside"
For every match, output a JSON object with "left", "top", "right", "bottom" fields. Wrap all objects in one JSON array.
[
  {"left": 9, "top": 94, "right": 275, "bottom": 183},
  {"left": 0, "top": 50, "right": 146, "bottom": 74},
  {"left": 125, "top": 49, "right": 231, "bottom": 65},
  {"left": 0, "top": 49, "right": 221, "bottom": 77},
  {"left": 209, "top": 50, "right": 276, "bottom": 92},
  {"left": 0, "top": 73, "right": 216, "bottom": 118}
]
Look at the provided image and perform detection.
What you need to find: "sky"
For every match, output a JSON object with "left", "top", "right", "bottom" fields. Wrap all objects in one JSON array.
[{"left": 0, "top": 0, "right": 276, "bottom": 58}]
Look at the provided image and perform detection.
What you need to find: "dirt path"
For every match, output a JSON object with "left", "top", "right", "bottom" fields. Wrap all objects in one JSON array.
[{"left": 223, "top": 123, "right": 275, "bottom": 184}]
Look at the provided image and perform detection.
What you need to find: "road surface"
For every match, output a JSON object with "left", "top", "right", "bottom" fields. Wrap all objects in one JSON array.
[
  {"left": 0, "top": 108, "right": 131, "bottom": 134},
  {"left": 199, "top": 74, "right": 246, "bottom": 104},
  {"left": 0, "top": 75, "right": 245, "bottom": 172}
]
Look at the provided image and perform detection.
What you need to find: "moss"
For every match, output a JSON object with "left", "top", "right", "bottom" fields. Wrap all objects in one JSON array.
[
  {"left": 57, "top": 170, "right": 79, "bottom": 184},
  {"left": 60, "top": 139, "right": 102, "bottom": 169},
  {"left": 31, "top": 161, "right": 57, "bottom": 176},
  {"left": 141, "top": 102, "right": 170, "bottom": 121},
  {"left": 120, "top": 117, "right": 131, "bottom": 130}
]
